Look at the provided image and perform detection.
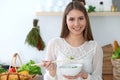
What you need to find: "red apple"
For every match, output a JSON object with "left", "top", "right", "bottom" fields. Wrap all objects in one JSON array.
[{"left": 9, "top": 67, "right": 16, "bottom": 73}]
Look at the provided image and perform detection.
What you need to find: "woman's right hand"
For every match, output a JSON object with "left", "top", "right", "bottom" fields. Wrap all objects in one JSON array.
[{"left": 41, "top": 60, "right": 56, "bottom": 77}]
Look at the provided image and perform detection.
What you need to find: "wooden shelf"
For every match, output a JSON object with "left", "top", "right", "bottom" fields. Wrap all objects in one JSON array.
[
  {"left": 36, "top": 12, "right": 120, "bottom": 16},
  {"left": 89, "top": 12, "right": 120, "bottom": 16}
]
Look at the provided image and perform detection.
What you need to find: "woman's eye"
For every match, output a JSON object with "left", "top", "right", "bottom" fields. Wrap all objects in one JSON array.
[
  {"left": 79, "top": 17, "right": 84, "bottom": 20},
  {"left": 69, "top": 18, "right": 74, "bottom": 21}
]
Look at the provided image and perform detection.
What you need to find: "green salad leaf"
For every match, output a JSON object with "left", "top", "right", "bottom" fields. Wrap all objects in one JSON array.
[
  {"left": 18, "top": 60, "right": 42, "bottom": 75},
  {"left": 112, "top": 46, "right": 120, "bottom": 59},
  {"left": 69, "top": 56, "right": 74, "bottom": 60},
  {"left": 0, "top": 65, "right": 7, "bottom": 74}
]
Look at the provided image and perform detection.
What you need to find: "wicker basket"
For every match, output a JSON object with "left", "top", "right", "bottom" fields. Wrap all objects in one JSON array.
[
  {"left": 0, "top": 72, "right": 33, "bottom": 80},
  {"left": 0, "top": 53, "right": 36, "bottom": 80},
  {"left": 111, "top": 58, "right": 120, "bottom": 80}
]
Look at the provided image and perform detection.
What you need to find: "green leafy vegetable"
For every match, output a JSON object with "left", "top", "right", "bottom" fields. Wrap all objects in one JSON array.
[
  {"left": 72, "top": 66, "right": 77, "bottom": 68},
  {"left": 112, "top": 46, "right": 120, "bottom": 59},
  {"left": 0, "top": 65, "right": 7, "bottom": 74},
  {"left": 18, "top": 60, "right": 42, "bottom": 75},
  {"left": 25, "top": 27, "right": 39, "bottom": 47},
  {"left": 25, "top": 19, "right": 45, "bottom": 51},
  {"left": 69, "top": 56, "right": 74, "bottom": 60}
]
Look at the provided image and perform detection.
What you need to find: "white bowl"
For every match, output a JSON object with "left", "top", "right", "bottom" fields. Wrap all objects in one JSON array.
[{"left": 60, "top": 63, "right": 83, "bottom": 76}]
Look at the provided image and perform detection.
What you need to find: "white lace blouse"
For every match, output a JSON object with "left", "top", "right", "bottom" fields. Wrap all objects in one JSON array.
[{"left": 44, "top": 38, "right": 103, "bottom": 80}]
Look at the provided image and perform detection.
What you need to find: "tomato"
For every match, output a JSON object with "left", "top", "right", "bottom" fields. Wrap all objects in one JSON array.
[{"left": 9, "top": 67, "right": 16, "bottom": 72}]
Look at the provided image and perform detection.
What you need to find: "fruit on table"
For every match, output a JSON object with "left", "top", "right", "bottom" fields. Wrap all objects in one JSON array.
[
  {"left": 9, "top": 67, "right": 16, "bottom": 73},
  {"left": 19, "top": 70, "right": 29, "bottom": 75},
  {"left": 113, "top": 40, "right": 119, "bottom": 52}
]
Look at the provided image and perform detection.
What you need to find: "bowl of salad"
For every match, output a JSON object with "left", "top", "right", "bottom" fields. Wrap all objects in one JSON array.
[{"left": 60, "top": 63, "right": 83, "bottom": 76}]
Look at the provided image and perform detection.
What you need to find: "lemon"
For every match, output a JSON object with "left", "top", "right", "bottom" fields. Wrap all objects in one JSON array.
[{"left": 19, "top": 70, "right": 29, "bottom": 75}]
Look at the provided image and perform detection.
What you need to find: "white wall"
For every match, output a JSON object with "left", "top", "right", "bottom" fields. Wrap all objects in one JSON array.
[
  {"left": 90, "top": 16, "right": 120, "bottom": 46},
  {"left": 0, "top": 0, "right": 45, "bottom": 64},
  {"left": 0, "top": 0, "right": 120, "bottom": 73}
]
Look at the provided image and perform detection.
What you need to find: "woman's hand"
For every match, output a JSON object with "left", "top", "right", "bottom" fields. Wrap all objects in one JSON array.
[
  {"left": 63, "top": 73, "right": 80, "bottom": 79},
  {"left": 79, "top": 71, "right": 88, "bottom": 79},
  {"left": 41, "top": 60, "right": 56, "bottom": 77},
  {"left": 63, "top": 71, "right": 88, "bottom": 79}
]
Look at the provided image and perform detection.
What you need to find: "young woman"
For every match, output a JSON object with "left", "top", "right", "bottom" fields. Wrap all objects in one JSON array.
[{"left": 42, "top": 1, "right": 103, "bottom": 80}]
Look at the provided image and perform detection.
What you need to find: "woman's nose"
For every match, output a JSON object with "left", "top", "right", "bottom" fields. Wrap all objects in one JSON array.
[{"left": 74, "top": 20, "right": 80, "bottom": 26}]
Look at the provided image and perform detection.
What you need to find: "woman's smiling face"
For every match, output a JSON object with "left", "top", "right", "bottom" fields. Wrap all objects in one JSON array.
[{"left": 66, "top": 9, "right": 86, "bottom": 36}]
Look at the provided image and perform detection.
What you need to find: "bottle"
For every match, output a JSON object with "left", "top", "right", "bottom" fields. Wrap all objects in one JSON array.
[
  {"left": 111, "top": 5, "right": 117, "bottom": 12},
  {"left": 99, "top": 1, "right": 104, "bottom": 12}
]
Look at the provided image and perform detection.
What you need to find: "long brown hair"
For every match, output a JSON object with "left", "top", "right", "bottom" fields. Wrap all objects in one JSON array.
[{"left": 60, "top": 1, "right": 94, "bottom": 41}]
